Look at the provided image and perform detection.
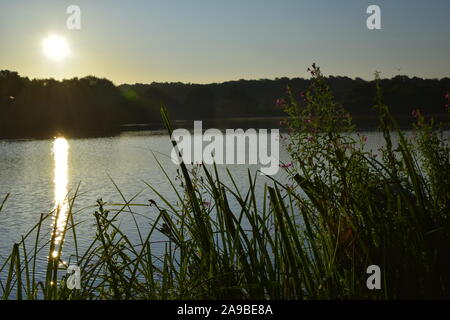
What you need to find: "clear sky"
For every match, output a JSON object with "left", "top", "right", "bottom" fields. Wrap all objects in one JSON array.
[{"left": 1, "top": 0, "right": 449, "bottom": 84}]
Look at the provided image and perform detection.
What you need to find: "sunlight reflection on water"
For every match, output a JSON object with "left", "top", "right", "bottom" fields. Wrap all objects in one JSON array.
[{"left": 52, "top": 137, "right": 69, "bottom": 258}]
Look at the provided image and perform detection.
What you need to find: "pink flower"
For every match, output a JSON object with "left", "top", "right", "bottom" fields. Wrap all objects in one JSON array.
[
  {"left": 276, "top": 98, "right": 285, "bottom": 107},
  {"left": 362, "top": 135, "right": 368, "bottom": 143},
  {"left": 279, "top": 162, "right": 293, "bottom": 169},
  {"left": 444, "top": 93, "right": 449, "bottom": 100},
  {"left": 304, "top": 119, "right": 312, "bottom": 124},
  {"left": 300, "top": 91, "right": 306, "bottom": 97},
  {"left": 411, "top": 109, "right": 420, "bottom": 118}
]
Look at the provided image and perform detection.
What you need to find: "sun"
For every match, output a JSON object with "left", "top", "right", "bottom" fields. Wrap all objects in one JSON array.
[{"left": 42, "top": 35, "right": 70, "bottom": 61}]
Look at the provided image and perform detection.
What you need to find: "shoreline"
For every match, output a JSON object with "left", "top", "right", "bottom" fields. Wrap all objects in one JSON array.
[{"left": 0, "top": 114, "right": 448, "bottom": 141}]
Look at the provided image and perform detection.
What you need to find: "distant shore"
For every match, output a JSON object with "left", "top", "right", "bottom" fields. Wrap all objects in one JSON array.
[
  {"left": 1, "top": 114, "right": 449, "bottom": 141},
  {"left": 121, "top": 114, "right": 450, "bottom": 132}
]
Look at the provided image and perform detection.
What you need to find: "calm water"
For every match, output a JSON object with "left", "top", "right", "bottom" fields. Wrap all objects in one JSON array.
[{"left": 0, "top": 130, "right": 421, "bottom": 282}]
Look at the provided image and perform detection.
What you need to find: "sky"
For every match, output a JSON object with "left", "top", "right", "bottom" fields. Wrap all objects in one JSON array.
[{"left": 1, "top": 0, "right": 449, "bottom": 84}]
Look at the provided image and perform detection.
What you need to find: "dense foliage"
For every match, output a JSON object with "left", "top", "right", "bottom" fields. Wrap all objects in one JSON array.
[{"left": 1, "top": 69, "right": 449, "bottom": 138}]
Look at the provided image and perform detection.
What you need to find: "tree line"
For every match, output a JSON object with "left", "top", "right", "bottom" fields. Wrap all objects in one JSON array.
[{"left": 0, "top": 69, "right": 449, "bottom": 138}]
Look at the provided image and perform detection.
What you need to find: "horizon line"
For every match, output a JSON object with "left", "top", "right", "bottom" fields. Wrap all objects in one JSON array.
[{"left": 2, "top": 68, "right": 450, "bottom": 87}]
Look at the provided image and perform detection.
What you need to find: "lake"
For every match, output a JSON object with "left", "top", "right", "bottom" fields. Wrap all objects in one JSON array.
[{"left": 0, "top": 130, "right": 423, "bottom": 283}]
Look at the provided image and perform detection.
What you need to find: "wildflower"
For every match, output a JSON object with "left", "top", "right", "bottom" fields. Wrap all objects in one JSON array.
[
  {"left": 411, "top": 109, "right": 420, "bottom": 118},
  {"left": 304, "top": 118, "right": 312, "bottom": 124},
  {"left": 300, "top": 91, "right": 305, "bottom": 97},
  {"left": 279, "top": 162, "right": 293, "bottom": 169},
  {"left": 444, "top": 93, "right": 449, "bottom": 99},
  {"left": 362, "top": 135, "right": 368, "bottom": 143},
  {"left": 276, "top": 98, "right": 285, "bottom": 107}
]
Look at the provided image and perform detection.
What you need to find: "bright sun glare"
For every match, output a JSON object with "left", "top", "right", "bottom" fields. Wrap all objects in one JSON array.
[{"left": 42, "top": 34, "right": 70, "bottom": 61}]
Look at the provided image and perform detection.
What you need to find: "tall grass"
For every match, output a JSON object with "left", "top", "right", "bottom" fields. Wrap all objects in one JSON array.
[{"left": 0, "top": 65, "right": 449, "bottom": 299}]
